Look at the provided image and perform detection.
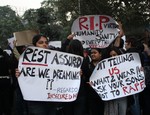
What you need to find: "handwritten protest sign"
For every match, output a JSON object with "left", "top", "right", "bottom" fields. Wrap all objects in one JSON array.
[
  {"left": 90, "top": 53, "right": 145, "bottom": 101},
  {"left": 71, "top": 15, "right": 119, "bottom": 48},
  {"left": 18, "top": 46, "right": 83, "bottom": 102}
]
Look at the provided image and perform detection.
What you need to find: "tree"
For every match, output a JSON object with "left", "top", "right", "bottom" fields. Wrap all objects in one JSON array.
[
  {"left": 0, "top": 6, "right": 24, "bottom": 49},
  {"left": 22, "top": 9, "right": 39, "bottom": 30},
  {"left": 41, "top": 0, "right": 150, "bottom": 37},
  {"left": 22, "top": 7, "right": 63, "bottom": 41}
]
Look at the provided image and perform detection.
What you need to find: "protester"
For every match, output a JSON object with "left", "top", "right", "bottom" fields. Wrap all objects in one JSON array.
[
  {"left": 140, "top": 39, "right": 150, "bottom": 115},
  {"left": 61, "top": 34, "right": 89, "bottom": 115},
  {"left": 15, "top": 34, "right": 58, "bottom": 115},
  {"left": 125, "top": 35, "right": 144, "bottom": 115},
  {"left": 12, "top": 42, "right": 29, "bottom": 115},
  {"left": 0, "top": 48, "right": 13, "bottom": 115},
  {"left": 104, "top": 46, "right": 127, "bottom": 115},
  {"left": 86, "top": 48, "right": 105, "bottom": 115}
]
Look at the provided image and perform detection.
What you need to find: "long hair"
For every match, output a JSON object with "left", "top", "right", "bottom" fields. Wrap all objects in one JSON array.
[
  {"left": 125, "top": 35, "right": 138, "bottom": 47},
  {"left": 67, "top": 39, "right": 84, "bottom": 57},
  {"left": 110, "top": 46, "right": 126, "bottom": 55},
  {"left": 32, "top": 34, "right": 48, "bottom": 46},
  {"left": 126, "top": 35, "right": 144, "bottom": 52}
]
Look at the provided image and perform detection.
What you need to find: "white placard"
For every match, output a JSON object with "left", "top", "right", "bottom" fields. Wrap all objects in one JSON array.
[
  {"left": 90, "top": 53, "right": 145, "bottom": 101},
  {"left": 18, "top": 46, "right": 83, "bottom": 102},
  {"left": 71, "top": 15, "right": 119, "bottom": 48}
]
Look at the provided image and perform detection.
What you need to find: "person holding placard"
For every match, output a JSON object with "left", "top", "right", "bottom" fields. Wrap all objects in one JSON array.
[
  {"left": 140, "top": 41, "right": 150, "bottom": 115},
  {"left": 16, "top": 34, "right": 58, "bottom": 115},
  {"left": 104, "top": 46, "right": 127, "bottom": 115},
  {"left": 125, "top": 36, "right": 144, "bottom": 115},
  {"left": 86, "top": 48, "right": 105, "bottom": 115}
]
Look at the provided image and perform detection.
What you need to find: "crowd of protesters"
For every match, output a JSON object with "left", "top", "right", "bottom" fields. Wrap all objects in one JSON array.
[{"left": 0, "top": 22, "right": 150, "bottom": 115}]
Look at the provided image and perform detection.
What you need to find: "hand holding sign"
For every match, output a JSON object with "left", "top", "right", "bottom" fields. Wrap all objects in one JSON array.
[
  {"left": 90, "top": 53, "right": 145, "bottom": 101},
  {"left": 18, "top": 46, "right": 83, "bottom": 102}
]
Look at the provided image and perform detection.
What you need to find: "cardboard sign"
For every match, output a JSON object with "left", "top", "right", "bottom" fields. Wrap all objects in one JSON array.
[
  {"left": 18, "top": 46, "right": 83, "bottom": 102},
  {"left": 71, "top": 15, "right": 119, "bottom": 48},
  {"left": 13, "top": 30, "right": 39, "bottom": 46},
  {"left": 90, "top": 53, "right": 145, "bottom": 101}
]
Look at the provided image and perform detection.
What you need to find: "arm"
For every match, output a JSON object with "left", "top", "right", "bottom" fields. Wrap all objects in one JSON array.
[
  {"left": 61, "top": 34, "right": 74, "bottom": 52},
  {"left": 114, "top": 21, "right": 124, "bottom": 48}
]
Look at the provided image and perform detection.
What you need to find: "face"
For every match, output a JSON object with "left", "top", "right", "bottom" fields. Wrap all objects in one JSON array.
[
  {"left": 110, "top": 50, "right": 118, "bottom": 57},
  {"left": 90, "top": 49, "right": 102, "bottom": 62},
  {"left": 36, "top": 36, "right": 48, "bottom": 49}
]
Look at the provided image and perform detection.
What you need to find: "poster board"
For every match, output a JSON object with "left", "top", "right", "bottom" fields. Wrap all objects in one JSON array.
[
  {"left": 71, "top": 15, "right": 119, "bottom": 48},
  {"left": 18, "top": 46, "right": 83, "bottom": 102},
  {"left": 90, "top": 53, "right": 145, "bottom": 101}
]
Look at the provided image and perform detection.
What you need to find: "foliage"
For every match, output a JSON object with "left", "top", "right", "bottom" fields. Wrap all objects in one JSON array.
[
  {"left": 22, "top": 9, "right": 39, "bottom": 30},
  {"left": 42, "top": 0, "right": 150, "bottom": 37},
  {"left": 0, "top": 0, "right": 150, "bottom": 47},
  {"left": 0, "top": 6, "right": 24, "bottom": 49},
  {"left": 22, "top": 7, "right": 63, "bottom": 41}
]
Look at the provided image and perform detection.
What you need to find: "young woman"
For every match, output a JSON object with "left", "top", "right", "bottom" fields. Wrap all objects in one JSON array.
[
  {"left": 87, "top": 48, "right": 105, "bottom": 115},
  {"left": 62, "top": 38, "right": 89, "bottom": 115},
  {"left": 104, "top": 46, "right": 127, "bottom": 115},
  {"left": 16, "top": 34, "right": 58, "bottom": 115},
  {"left": 124, "top": 36, "right": 144, "bottom": 115}
]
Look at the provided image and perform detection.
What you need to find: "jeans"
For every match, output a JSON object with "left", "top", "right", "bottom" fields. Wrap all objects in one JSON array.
[
  {"left": 130, "top": 94, "right": 141, "bottom": 115},
  {"left": 117, "top": 97, "right": 127, "bottom": 115}
]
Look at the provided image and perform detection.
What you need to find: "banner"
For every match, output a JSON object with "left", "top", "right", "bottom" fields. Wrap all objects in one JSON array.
[
  {"left": 18, "top": 46, "right": 83, "bottom": 102},
  {"left": 71, "top": 15, "right": 119, "bottom": 48},
  {"left": 90, "top": 53, "right": 145, "bottom": 101}
]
